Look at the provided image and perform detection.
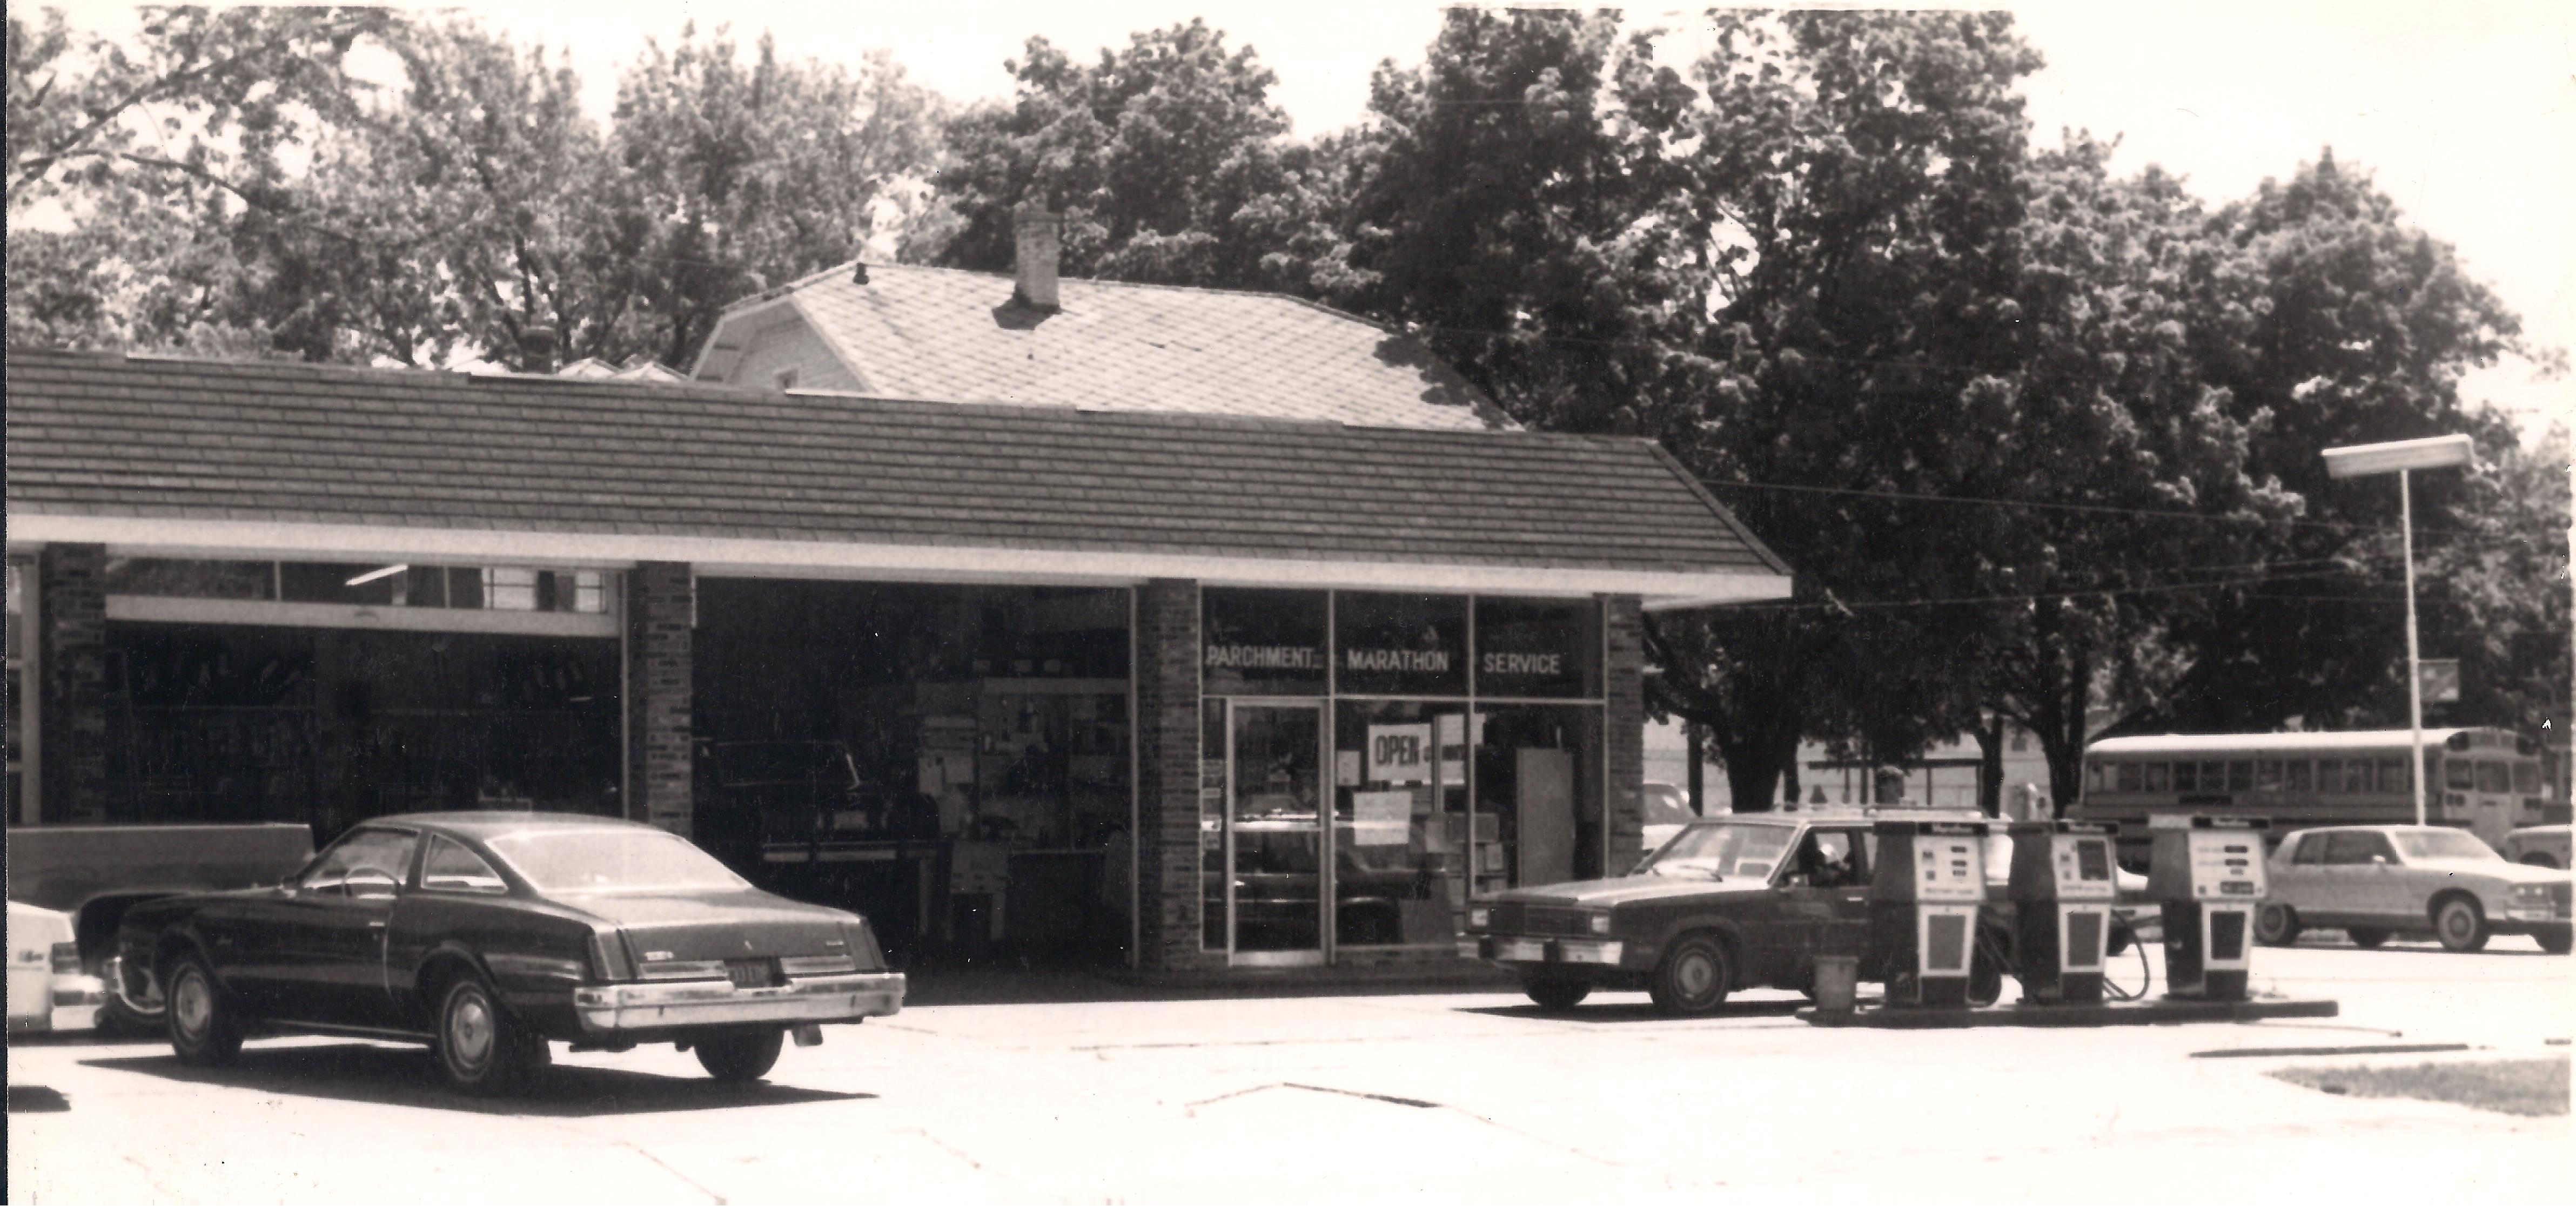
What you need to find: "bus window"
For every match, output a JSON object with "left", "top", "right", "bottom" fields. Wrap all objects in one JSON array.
[
  {"left": 2173, "top": 762, "right": 2198, "bottom": 792},
  {"left": 2087, "top": 762, "right": 2111, "bottom": 793},
  {"left": 2117, "top": 763, "right": 2141, "bottom": 793},
  {"left": 2285, "top": 760, "right": 2311, "bottom": 792},
  {"left": 2444, "top": 757, "right": 2476, "bottom": 791},
  {"left": 2342, "top": 759, "right": 2372, "bottom": 794},
  {"left": 2318, "top": 758, "right": 2344, "bottom": 794},
  {"left": 2227, "top": 760, "right": 2253, "bottom": 791},
  {"left": 2476, "top": 762, "right": 2507, "bottom": 793},
  {"left": 2513, "top": 762, "right": 2541, "bottom": 794},
  {"left": 2376, "top": 757, "right": 2408, "bottom": 793},
  {"left": 2255, "top": 760, "right": 2283, "bottom": 792},
  {"left": 2142, "top": 763, "right": 2170, "bottom": 792},
  {"left": 2197, "top": 760, "right": 2222, "bottom": 791}
]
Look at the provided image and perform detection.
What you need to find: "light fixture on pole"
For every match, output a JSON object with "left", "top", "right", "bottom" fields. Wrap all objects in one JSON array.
[{"left": 2323, "top": 434, "right": 2474, "bottom": 826}]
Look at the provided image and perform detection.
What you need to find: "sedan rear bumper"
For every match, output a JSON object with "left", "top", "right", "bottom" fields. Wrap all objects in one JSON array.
[{"left": 574, "top": 971, "right": 905, "bottom": 1032}]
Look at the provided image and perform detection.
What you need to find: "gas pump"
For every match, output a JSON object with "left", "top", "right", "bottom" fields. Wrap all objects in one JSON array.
[
  {"left": 2147, "top": 816, "right": 2269, "bottom": 1001},
  {"left": 2006, "top": 820, "right": 2119, "bottom": 1004},
  {"left": 1868, "top": 819, "right": 1990, "bottom": 1008}
]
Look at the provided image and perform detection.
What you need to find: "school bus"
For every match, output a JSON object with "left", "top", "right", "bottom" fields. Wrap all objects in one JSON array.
[{"left": 2069, "top": 727, "right": 2558, "bottom": 866}]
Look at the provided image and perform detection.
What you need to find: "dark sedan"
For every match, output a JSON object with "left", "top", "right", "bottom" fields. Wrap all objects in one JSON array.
[{"left": 115, "top": 812, "right": 905, "bottom": 1093}]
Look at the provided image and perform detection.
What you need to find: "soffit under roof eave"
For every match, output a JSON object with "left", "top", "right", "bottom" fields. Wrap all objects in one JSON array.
[{"left": 8, "top": 513, "right": 1792, "bottom": 606}]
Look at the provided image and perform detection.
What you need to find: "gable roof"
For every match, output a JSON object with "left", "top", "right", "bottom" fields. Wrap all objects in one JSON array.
[
  {"left": 5, "top": 351, "right": 1789, "bottom": 605},
  {"left": 692, "top": 261, "right": 1514, "bottom": 432}
]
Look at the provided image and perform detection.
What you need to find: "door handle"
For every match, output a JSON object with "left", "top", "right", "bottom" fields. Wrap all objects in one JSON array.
[{"left": 367, "top": 919, "right": 387, "bottom": 929}]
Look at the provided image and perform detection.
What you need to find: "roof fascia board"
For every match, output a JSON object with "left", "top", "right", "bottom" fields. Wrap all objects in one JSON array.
[{"left": 11, "top": 514, "right": 1793, "bottom": 605}]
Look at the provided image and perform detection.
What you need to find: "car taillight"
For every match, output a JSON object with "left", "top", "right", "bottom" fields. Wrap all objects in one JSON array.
[
  {"left": 50, "top": 942, "right": 83, "bottom": 975},
  {"left": 586, "top": 928, "right": 632, "bottom": 981},
  {"left": 840, "top": 919, "right": 886, "bottom": 972}
]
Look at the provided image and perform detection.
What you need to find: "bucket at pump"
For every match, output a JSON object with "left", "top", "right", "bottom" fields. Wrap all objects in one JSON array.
[{"left": 1812, "top": 955, "right": 1860, "bottom": 1012}]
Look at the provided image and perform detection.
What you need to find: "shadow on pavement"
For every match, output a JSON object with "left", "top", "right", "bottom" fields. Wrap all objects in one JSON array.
[
  {"left": 1457, "top": 998, "right": 1811, "bottom": 1023},
  {"left": 9, "top": 1085, "right": 73, "bottom": 1112},
  {"left": 900, "top": 961, "right": 1517, "bottom": 1007},
  {"left": 81, "top": 1044, "right": 876, "bottom": 1117}
]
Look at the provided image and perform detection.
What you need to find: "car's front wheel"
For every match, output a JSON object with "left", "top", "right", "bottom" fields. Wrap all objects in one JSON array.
[
  {"left": 1520, "top": 975, "right": 1591, "bottom": 1012},
  {"left": 435, "top": 975, "right": 548, "bottom": 1094},
  {"left": 2432, "top": 895, "right": 2489, "bottom": 953},
  {"left": 1647, "top": 935, "right": 1731, "bottom": 1016},
  {"left": 165, "top": 953, "right": 242, "bottom": 1067},
  {"left": 2256, "top": 904, "right": 2303, "bottom": 946},
  {"left": 695, "top": 1030, "right": 784, "bottom": 1082}
]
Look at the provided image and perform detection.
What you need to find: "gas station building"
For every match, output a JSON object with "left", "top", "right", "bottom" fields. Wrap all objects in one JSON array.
[{"left": 4, "top": 229, "right": 1792, "bottom": 975}]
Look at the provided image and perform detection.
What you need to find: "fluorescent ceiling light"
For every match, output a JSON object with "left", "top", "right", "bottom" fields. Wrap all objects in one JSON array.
[{"left": 344, "top": 563, "right": 409, "bottom": 587}]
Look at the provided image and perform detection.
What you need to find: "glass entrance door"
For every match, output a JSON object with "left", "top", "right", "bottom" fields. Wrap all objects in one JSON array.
[{"left": 1223, "top": 702, "right": 1327, "bottom": 965}]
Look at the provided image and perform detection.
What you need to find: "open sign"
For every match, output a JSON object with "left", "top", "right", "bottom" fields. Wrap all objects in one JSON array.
[{"left": 1366, "top": 723, "right": 1433, "bottom": 785}]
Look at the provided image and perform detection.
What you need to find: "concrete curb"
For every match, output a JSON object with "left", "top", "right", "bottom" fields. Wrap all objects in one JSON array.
[{"left": 1798, "top": 997, "right": 2341, "bottom": 1028}]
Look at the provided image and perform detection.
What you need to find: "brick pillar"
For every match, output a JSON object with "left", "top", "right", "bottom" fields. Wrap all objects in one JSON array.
[
  {"left": 37, "top": 543, "right": 110, "bottom": 823},
  {"left": 625, "top": 562, "right": 694, "bottom": 837},
  {"left": 1132, "top": 578, "right": 1217, "bottom": 972},
  {"left": 1602, "top": 594, "right": 1646, "bottom": 874}
]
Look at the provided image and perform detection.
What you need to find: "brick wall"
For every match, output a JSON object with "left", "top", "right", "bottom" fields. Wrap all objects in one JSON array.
[
  {"left": 1132, "top": 578, "right": 1222, "bottom": 972},
  {"left": 36, "top": 543, "right": 109, "bottom": 823},
  {"left": 1602, "top": 594, "right": 1646, "bottom": 874},
  {"left": 625, "top": 562, "right": 695, "bottom": 836}
]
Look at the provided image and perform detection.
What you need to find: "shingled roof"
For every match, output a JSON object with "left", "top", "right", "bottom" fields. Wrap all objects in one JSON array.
[
  {"left": 4, "top": 351, "right": 1789, "bottom": 605},
  {"left": 690, "top": 261, "right": 1514, "bottom": 431}
]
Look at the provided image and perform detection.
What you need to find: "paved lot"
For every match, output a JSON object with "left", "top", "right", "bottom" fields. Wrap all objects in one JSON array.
[{"left": 10, "top": 936, "right": 2569, "bottom": 1204}]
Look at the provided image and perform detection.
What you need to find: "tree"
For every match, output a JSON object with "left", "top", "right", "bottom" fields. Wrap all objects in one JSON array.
[
  {"left": 595, "top": 25, "right": 948, "bottom": 367},
  {"left": 1336, "top": 8, "right": 1708, "bottom": 435},
  {"left": 1648, "top": 9, "right": 2048, "bottom": 809},
  {"left": 6, "top": 5, "right": 400, "bottom": 355},
  {"left": 930, "top": 18, "right": 1339, "bottom": 294},
  {"left": 2164, "top": 151, "right": 2531, "bottom": 731}
]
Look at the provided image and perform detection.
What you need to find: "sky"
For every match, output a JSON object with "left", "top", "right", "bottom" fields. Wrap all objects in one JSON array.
[{"left": 38, "top": 1, "right": 2575, "bottom": 434}]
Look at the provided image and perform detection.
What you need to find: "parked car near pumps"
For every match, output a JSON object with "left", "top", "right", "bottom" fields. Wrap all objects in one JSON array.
[
  {"left": 115, "top": 812, "right": 907, "bottom": 1093},
  {"left": 9, "top": 900, "right": 105, "bottom": 1035},
  {"left": 2503, "top": 824, "right": 2571, "bottom": 870},
  {"left": 1639, "top": 783, "right": 1697, "bottom": 854},
  {"left": 2257, "top": 825, "right": 2572, "bottom": 954}
]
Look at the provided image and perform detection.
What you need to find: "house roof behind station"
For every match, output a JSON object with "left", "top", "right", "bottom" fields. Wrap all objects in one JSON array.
[
  {"left": 4, "top": 350, "right": 1790, "bottom": 603},
  {"left": 692, "top": 262, "right": 1514, "bottom": 432}
]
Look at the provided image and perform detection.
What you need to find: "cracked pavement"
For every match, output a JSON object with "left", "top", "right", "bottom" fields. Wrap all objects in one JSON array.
[{"left": 9, "top": 939, "right": 2568, "bottom": 1203}]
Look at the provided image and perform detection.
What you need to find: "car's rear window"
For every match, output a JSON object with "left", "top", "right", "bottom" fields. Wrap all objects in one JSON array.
[
  {"left": 484, "top": 828, "right": 749, "bottom": 893},
  {"left": 2392, "top": 829, "right": 2501, "bottom": 863}
]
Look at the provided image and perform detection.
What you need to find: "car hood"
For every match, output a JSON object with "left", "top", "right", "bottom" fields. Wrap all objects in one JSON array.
[{"left": 1485, "top": 875, "right": 1761, "bottom": 908}]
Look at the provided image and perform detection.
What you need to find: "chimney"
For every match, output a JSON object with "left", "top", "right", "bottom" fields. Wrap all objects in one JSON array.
[
  {"left": 1012, "top": 203, "right": 1062, "bottom": 312},
  {"left": 519, "top": 325, "right": 558, "bottom": 374}
]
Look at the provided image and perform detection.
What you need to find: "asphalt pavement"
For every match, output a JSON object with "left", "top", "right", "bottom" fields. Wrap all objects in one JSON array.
[{"left": 9, "top": 934, "right": 2569, "bottom": 1204}]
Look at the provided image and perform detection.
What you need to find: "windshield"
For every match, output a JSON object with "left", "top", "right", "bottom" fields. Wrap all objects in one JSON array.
[
  {"left": 2392, "top": 829, "right": 2502, "bottom": 862},
  {"left": 1638, "top": 821, "right": 1796, "bottom": 881},
  {"left": 484, "top": 828, "right": 750, "bottom": 893}
]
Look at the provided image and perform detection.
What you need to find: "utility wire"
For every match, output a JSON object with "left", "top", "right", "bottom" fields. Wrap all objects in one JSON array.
[{"left": 1719, "top": 567, "right": 2355, "bottom": 613}]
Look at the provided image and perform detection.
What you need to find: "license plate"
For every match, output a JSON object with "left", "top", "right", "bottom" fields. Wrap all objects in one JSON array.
[
  {"left": 1494, "top": 939, "right": 1545, "bottom": 962},
  {"left": 2221, "top": 881, "right": 2256, "bottom": 895},
  {"left": 725, "top": 959, "right": 779, "bottom": 988}
]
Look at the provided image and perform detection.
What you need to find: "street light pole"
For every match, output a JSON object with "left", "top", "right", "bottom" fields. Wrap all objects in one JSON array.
[
  {"left": 2323, "top": 434, "right": 2474, "bottom": 828},
  {"left": 2399, "top": 468, "right": 2424, "bottom": 825}
]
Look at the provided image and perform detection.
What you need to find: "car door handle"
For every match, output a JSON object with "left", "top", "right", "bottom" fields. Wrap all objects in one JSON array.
[{"left": 367, "top": 919, "right": 387, "bottom": 929}]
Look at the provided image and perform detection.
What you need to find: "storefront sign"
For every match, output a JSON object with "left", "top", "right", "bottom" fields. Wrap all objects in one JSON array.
[
  {"left": 1336, "top": 592, "right": 1468, "bottom": 696},
  {"left": 1204, "top": 644, "right": 1324, "bottom": 671},
  {"left": 1366, "top": 722, "right": 1434, "bottom": 785},
  {"left": 1473, "top": 598, "right": 1595, "bottom": 698}
]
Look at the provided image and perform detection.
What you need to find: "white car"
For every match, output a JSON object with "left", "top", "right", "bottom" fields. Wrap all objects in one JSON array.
[
  {"left": 1640, "top": 782, "right": 1698, "bottom": 854},
  {"left": 2258, "top": 825, "right": 2573, "bottom": 954},
  {"left": 8, "top": 900, "right": 105, "bottom": 1034}
]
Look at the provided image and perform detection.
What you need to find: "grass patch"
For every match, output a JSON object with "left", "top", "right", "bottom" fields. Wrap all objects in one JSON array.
[{"left": 2271, "top": 1057, "right": 2570, "bottom": 1117}]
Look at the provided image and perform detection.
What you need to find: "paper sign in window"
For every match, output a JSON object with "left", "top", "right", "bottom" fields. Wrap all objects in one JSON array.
[{"left": 1352, "top": 791, "right": 1413, "bottom": 845}]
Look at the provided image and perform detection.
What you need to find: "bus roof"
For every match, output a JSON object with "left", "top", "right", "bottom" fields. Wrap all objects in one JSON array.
[{"left": 2087, "top": 729, "right": 2484, "bottom": 756}]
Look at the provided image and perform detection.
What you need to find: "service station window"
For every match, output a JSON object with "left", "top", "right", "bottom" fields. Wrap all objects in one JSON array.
[
  {"left": 1473, "top": 597, "right": 1598, "bottom": 699},
  {"left": 1202, "top": 588, "right": 1327, "bottom": 697},
  {"left": 1333, "top": 592, "right": 1467, "bottom": 697}
]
